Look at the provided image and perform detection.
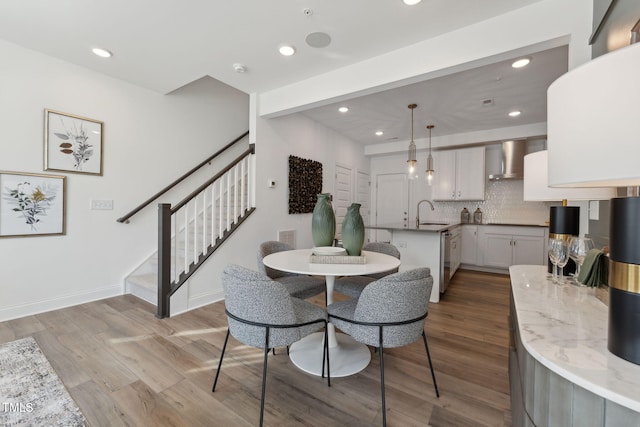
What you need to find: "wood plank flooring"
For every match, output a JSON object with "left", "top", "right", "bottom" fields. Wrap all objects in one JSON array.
[{"left": 0, "top": 269, "right": 512, "bottom": 426}]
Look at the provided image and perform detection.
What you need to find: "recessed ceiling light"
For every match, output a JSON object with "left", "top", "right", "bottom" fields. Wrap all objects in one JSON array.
[
  {"left": 92, "top": 48, "right": 112, "bottom": 58},
  {"left": 375, "top": 131, "right": 384, "bottom": 136},
  {"left": 338, "top": 106, "right": 349, "bottom": 113},
  {"left": 509, "top": 110, "right": 522, "bottom": 117},
  {"left": 279, "top": 45, "right": 296, "bottom": 56},
  {"left": 403, "top": 0, "right": 422, "bottom": 5},
  {"left": 512, "top": 58, "right": 531, "bottom": 68}
]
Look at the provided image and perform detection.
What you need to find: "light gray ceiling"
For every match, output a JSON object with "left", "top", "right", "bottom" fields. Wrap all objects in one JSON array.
[
  {"left": 0, "top": 0, "right": 564, "bottom": 146},
  {"left": 301, "top": 46, "right": 568, "bottom": 145}
]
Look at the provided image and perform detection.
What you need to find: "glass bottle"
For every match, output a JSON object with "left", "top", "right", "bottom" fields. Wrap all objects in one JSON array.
[
  {"left": 460, "top": 208, "right": 470, "bottom": 224},
  {"left": 473, "top": 207, "right": 483, "bottom": 224}
]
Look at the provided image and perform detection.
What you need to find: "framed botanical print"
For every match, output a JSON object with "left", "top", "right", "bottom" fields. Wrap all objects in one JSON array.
[
  {"left": 44, "top": 109, "right": 103, "bottom": 175},
  {"left": 0, "top": 171, "right": 66, "bottom": 237}
]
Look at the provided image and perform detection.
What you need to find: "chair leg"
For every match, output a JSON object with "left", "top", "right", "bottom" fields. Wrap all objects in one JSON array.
[
  {"left": 259, "top": 328, "right": 270, "bottom": 427},
  {"left": 212, "top": 328, "right": 230, "bottom": 392},
  {"left": 379, "top": 327, "right": 387, "bottom": 427},
  {"left": 422, "top": 331, "right": 440, "bottom": 398}
]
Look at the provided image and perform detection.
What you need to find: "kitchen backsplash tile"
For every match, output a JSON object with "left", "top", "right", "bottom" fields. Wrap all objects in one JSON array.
[{"left": 427, "top": 180, "right": 555, "bottom": 225}]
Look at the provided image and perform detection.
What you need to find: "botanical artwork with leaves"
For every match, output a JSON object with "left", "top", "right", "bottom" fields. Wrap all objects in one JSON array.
[
  {"left": 0, "top": 172, "right": 65, "bottom": 237},
  {"left": 44, "top": 109, "right": 103, "bottom": 175},
  {"left": 288, "top": 155, "right": 323, "bottom": 214}
]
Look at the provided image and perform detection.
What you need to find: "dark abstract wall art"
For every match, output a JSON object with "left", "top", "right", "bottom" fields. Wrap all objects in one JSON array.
[{"left": 288, "top": 155, "right": 322, "bottom": 214}]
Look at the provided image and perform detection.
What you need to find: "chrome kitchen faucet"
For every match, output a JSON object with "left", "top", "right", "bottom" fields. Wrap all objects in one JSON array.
[{"left": 416, "top": 199, "right": 435, "bottom": 227}]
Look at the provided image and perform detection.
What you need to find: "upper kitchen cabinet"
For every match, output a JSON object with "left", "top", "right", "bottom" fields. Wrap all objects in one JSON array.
[{"left": 432, "top": 146, "right": 485, "bottom": 201}]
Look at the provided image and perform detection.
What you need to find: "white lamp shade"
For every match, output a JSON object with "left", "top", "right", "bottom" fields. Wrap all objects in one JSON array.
[
  {"left": 524, "top": 151, "right": 615, "bottom": 201},
  {"left": 547, "top": 43, "right": 640, "bottom": 187}
]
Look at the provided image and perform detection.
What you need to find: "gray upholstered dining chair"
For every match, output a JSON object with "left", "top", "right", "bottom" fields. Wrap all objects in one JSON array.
[
  {"left": 334, "top": 242, "right": 401, "bottom": 298},
  {"left": 258, "top": 241, "right": 326, "bottom": 300},
  {"left": 327, "top": 267, "right": 439, "bottom": 427},
  {"left": 212, "top": 264, "right": 330, "bottom": 427}
]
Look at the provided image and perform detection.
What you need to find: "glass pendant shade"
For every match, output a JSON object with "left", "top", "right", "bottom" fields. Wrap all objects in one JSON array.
[
  {"left": 407, "top": 104, "right": 418, "bottom": 180},
  {"left": 426, "top": 154, "right": 434, "bottom": 186},
  {"left": 425, "top": 125, "right": 435, "bottom": 185}
]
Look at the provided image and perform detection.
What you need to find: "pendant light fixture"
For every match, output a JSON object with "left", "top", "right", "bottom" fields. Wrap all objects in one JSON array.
[
  {"left": 406, "top": 104, "right": 418, "bottom": 180},
  {"left": 426, "top": 124, "right": 435, "bottom": 186}
]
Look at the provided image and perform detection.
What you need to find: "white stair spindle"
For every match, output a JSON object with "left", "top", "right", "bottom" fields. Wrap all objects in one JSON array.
[{"left": 240, "top": 158, "right": 246, "bottom": 215}]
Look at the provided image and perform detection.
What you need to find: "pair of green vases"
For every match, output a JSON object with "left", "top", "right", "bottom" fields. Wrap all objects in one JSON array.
[{"left": 311, "top": 193, "right": 364, "bottom": 256}]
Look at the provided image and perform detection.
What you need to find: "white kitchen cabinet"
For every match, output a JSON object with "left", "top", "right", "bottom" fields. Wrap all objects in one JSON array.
[
  {"left": 450, "top": 231, "right": 461, "bottom": 274},
  {"left": 478, "top": 226, "right": 547, "bottom": 269},
  {"left": 432, "top": 146, "right": 485, "bottom": 201},
  {"left": 461, "top": 224, "right": 478, "bottom": 265}
]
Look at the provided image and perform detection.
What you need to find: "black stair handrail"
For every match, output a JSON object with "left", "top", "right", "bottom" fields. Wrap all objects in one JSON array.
[{"left": 117, "top": 130, "right": 249, "bottom": 224}]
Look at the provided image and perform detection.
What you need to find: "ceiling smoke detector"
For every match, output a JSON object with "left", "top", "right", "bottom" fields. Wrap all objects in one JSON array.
[{"left": 233, "top": 63, "right": 247, "bottom": 73}]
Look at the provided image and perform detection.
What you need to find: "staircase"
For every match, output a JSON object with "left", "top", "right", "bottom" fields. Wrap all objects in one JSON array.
[
  {"left": 125, "top": 193, "right": 254, "bottom": 307},
  {"left": 118, "top": 132, "right": 255, "bottom": 318}
]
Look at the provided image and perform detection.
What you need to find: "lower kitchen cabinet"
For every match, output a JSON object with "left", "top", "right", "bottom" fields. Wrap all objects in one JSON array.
[
  {"left": 478, "top": 226, "right": 547, "bottom": 269},
  {"left": 461, "top": 224, "right": 478, "bottom": 265}
]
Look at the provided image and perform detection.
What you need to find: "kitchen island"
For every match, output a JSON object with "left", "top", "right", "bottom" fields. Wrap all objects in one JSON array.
[
  {"left": 366, "top": 222, "right": 457, "bottom": 303},
  {"left": 509, "top": 265, "right": 640, "bottom": 426}
]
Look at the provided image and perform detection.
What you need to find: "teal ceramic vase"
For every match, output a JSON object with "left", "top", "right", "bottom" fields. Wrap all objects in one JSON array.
[
  {"left": 311, "top": 193, "right": 336, "bottom": 247},
  {"left": 342, "top": 203, "right": 365, "bottom": 256}
]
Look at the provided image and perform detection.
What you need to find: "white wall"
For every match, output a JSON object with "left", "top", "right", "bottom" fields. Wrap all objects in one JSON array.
[
  {"left": 0, "top": 39, "right": 249, "bottom": 320},
  {"left": 251, "top": 113, "right": 370, "bottom": 249},
  {"left": 170, "top": 111, "right": 370, "bottom": 315}
]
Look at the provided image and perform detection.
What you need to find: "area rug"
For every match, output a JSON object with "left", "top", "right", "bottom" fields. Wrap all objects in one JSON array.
[{"left": 0, "top": 336, "right": 88, "bottom": 426}]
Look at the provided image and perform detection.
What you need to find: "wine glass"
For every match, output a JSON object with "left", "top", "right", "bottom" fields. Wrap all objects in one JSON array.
[
  {"left": 568, "top": 237, "right": 595, "bottom": 283},
  {"left": 548, "top": 238, "right": 562, "bottom": 281},
  {"left": 555, "top": 241, "right": 570, "bottom": 283}
]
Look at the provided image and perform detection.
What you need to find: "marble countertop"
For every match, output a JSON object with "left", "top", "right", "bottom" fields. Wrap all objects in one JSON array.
[
  {"left": 482, "top": 221, "right": 549, "bottom": 228},
  {"left": 365, "top": 222, "right": 455, "bottom": 233},
  {"left": 510, "top": 265, "right": 640, "bottom": 412},
  {"left": 366, "top": 222, "right": 548, "bottom": 233}
]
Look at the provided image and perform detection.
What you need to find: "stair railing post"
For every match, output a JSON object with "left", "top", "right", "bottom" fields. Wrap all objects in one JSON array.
[{"left": 157, "top": 203, "right": 172, "bottom": 318}]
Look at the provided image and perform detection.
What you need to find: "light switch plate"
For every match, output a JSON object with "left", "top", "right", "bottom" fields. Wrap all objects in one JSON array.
[{"left": 91, "top": 199, "right": 113, "bottom": 210}]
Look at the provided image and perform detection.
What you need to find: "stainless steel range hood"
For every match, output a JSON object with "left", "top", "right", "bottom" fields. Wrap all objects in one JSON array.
[{"left": 488, "top": 140, "right": 526, "bottom": 181}]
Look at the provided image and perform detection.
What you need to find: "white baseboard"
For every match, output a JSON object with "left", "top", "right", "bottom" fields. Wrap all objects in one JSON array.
[
  {"left": 0, "top": 284, "right": 123, "bottom": 322},
  {"left": 170, "top": 289, "right": 225, "bottom": 317}
]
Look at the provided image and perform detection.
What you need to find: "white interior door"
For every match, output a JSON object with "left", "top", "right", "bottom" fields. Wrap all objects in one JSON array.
[
  {"left": 334, "top": 164, "right": 352, "bottom": 239},
  {"left": 356, "top": 170, "right": 371, "bottom": 242},
  {"left": 375, "top": 173, "right": 409, "bottom": 242}
]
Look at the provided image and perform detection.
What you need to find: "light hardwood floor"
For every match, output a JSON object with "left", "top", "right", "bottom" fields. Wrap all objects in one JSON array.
[{"left": 0, "top": 269, "right": 512, "bottom": 426}]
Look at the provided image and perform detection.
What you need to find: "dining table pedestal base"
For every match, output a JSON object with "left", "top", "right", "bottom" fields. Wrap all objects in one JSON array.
[{"left": 289, "top": 331, "right": 371, "bottom": 378}]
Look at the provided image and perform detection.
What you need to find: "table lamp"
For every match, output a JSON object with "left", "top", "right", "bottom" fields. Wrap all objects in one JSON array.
[
  {"left": 547, "top": 42, "right": 640, "bottom": 365},
  {"left": 523, "top": 150, "right": 615, "bottom": 274}
]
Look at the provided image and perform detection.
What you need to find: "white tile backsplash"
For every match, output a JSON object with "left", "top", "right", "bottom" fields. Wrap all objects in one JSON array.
[{"left": 425, "top": 180, "right": 555, "bottom": 225}]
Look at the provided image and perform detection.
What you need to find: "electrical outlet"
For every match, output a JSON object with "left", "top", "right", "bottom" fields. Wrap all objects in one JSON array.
[{"left": 90, "top": 199, "right": 113, "bottom": 210}]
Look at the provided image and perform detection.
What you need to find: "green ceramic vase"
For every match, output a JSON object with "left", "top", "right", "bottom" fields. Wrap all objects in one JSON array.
[
  {"left": 342, "top": 203, "right": 365, "bottom": 256},
  {"left": 311, "top": 193, "right": 336, "bottom": 247}
]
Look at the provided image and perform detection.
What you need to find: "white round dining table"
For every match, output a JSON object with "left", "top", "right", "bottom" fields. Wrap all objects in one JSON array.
[{"left": 262, "top": 248, "right": 401, "bottom": 377}]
